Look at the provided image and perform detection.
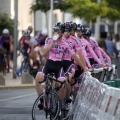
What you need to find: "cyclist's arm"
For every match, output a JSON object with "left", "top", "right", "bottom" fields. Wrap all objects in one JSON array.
[
  {"left": 72, "top": 37, "right": 87, "bottom": 69},
  {"left": 77, "top": 49, "right": 87, "bottom": 69},
  {"left": 93, "top": 42, "right": 106, "bottom": 66},
  {"left": 99, "top": 47, "right": 112, "bottom": 67},
  {"left": 87, "top": 43, "right": 102, "bottom": 66},
  {"left": 81, "top": 48, "right": 92, "bottom": 68},
  {"left": 43, "top": 38, "right": 54, "bottom": 55},
  {"left": 72, "top": 54, "right": 87, "bottom": 72}
]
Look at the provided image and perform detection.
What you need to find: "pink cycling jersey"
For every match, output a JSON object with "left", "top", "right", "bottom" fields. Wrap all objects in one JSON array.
[
  {"left": 89, "top": 37, "right": 106, "bottom": 66},
  {"left": 44, "top": 37, "right": 75, "bottom": 61},
  {"left": 76, "top": 37, "right": 92, "bottom": 68},
  {"left": 99, "top": 47, "right": 111, "bottom": 66},
  {"left": 80, "top": 36, "right": 102, "bottom": 65},
  {"left": 63, "top": 35, "right": 81, "bottom": 52},
  {"left": 62, "top": 35, "right": 81, "bottom": 61}
]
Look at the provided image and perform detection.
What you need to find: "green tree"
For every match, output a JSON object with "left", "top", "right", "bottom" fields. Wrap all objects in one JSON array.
[
  {"left": 0, "top": 12, "right": 14, "bottom": 36},
  {"left": 54, "top": 0, "right": 72, "bottom": 12},
  {"left": 66, "top": 0, "right": 120, "bottom": 25}
]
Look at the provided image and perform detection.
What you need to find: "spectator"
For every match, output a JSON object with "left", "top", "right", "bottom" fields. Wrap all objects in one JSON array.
[
  {"left": 98, "top": 31, "right": 107, "bottom": 52},
  {"left": 114, "top": 34, "right": 120, "bottom": 56},
  {"left": 100, "top": 31, "right": 118, "bottom": 58},
  {"left": 114, "top": 34, "right": 120, "bottom": 51}
]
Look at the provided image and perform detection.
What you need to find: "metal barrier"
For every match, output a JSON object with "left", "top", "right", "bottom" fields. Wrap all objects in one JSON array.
[{"left": 111, "top": 57, "right": 120, "bottom": 78}]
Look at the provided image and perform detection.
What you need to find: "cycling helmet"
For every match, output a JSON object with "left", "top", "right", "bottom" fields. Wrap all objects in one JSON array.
[
  {"left": 64, "top": 22, "right": 72, "bottom": 32},
  {"left": 24, "top": 29, "right": 31, "bottom": 36},
  {"left": 53, "top": 22, "right": 64, "bottom": 33},
  {"left": 76, "top": 24, "right": 85, "bottom": 33},
  {"left": 3, "top": 29, "right": 9, "bottom": 34},
  {"left": 83, "top": 28, "right": 91, "bottom": 38},
  {"left": 69, "top": 21, "right": 77, "bottom": 31}
]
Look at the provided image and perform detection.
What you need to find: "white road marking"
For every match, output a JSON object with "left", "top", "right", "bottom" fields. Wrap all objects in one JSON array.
[{"left": 0, "top": 93, "right": 37, "bottom": 102}]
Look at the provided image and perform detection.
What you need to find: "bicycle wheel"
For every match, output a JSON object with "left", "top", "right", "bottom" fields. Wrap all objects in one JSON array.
[{"left": 32, "top": 92, "right": 60, "bottom": 120}]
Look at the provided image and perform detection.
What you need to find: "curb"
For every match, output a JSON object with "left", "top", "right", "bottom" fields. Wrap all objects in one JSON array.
[{"left": 0, "top": 84, "right": 35, "bottom": 89}]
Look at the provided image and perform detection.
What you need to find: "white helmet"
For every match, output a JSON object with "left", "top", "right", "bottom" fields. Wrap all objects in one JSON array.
[
  {"left": 3, "top": 29, "right": 9, "bottom": 34},
  {"left": 42, "top": 28, "right": 48, "bottom": 36},
  {"left": 23, "top": 29, "right": 31, "bottom": 36}
]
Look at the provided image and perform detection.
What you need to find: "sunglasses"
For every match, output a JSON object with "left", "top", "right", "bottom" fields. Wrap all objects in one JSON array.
[
  {"left": 54, "top": 29, "right": 61, "bottom": 33},
  {"left": 64, "top": 29, "right": 71, "bottom": 32},
  {"left": 76, "top": 30, "right": 82, "bottom": 32}
]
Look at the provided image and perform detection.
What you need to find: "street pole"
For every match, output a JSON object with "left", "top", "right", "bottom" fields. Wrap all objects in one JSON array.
[
  {"left": 13, "top": 0, "right": 18, "bottom": 79},
  {"left": 50, "top": 0, "right": 53, "bottom": 37},
  {"left": 95, "top": 0, "right": 101, "bottom": 40}
]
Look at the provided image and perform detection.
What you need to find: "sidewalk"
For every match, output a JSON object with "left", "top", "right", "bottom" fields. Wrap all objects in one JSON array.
[{"left": 0, "top": 72, "right": 35, "bottom": 89}]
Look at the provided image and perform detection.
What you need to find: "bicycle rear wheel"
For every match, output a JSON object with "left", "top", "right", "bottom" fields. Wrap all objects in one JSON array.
[{"left": 32, "top": 92, "right": 60, "bottom": 120}]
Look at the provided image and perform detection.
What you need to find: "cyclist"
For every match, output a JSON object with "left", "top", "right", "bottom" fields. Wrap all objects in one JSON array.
[
  {"left": 67, "top": 21, "right": 91, "bottom": 97},
  {"left": 62, "top": 22, "right": 87, "bottom": 106},
  {"left": 35, "top": 22, "right": 87, "bottom": 109},
  {"left": 99, "top": 47, "right": 111, "bottom": 67},
  {"left": 17, "top": 26, "right": 33, "bottom": 51},
  {"left": 84, "top": 28, "right": 106, "bottom": 67},
  {"left": 16, "top": 30, "right": 40, "bottom": 77},
  {"left": 0, "top": 29, "right": 13, "bottom": 72},
  {"left": 76, "top": 24, "right": 103, "bottom": 67},
  {"left": 36, "top": 28, "right": 48, "bottom": 66}
]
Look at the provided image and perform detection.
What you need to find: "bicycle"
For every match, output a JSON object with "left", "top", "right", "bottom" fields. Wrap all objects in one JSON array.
[
  {"left": 32, "top": 73, "right": 66, "bottom": 120},
  {"left": 61, "top": 76, "right": 83, "bottom": 120}
]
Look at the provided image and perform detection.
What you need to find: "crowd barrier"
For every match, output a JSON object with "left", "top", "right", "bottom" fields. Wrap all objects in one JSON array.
[
  {"left": 70, "top": 73, "right": 120, "bottom": 120},
  {"left": 111, "top": 57, "right": 120, "bottom": 78}
]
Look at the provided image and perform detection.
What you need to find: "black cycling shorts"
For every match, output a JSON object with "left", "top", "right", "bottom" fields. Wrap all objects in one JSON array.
[
  {"left": 39, "top": 59, "right": 65, "bottom": 79},
  {"left": 62, "top": 60, "right": 74, "bottom": 75},
  {"left": 74, "top": 65, "right": 83, "bottom": 78}
]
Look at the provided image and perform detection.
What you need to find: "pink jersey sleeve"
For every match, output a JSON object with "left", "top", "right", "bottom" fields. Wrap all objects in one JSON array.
[
  {"left": 81, "top": 49, "right": 92, "bottom": 68},
  {"left": 65, "top": 42, "right": 75, "bottom": 56},
  {"left": 77, "top": 38, "right": 92, "bottom": 68},
  {"left": 90, "top": 39, "right": 106, "bottom": 66},
  {"left": 71, "top": 36, "right": 81, "bottom": 51},
  {"left": 86, "top": 42, "right": 102, "bottom": 65},
  {"left": 44, "top": 38, "right": 52, "bottom": 48},
  {"left": 99, "top": 47, "right": 111, "bottom": 66}
]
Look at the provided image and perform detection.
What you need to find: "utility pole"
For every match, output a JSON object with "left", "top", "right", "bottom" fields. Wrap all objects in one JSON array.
[
  {"left": 50, "top": 0, "right": 53, "bottom": 37},
  {"left": 13, "top": 0, "right": 18, "bottom": 79},
  {"left": 95, "top": 0, "right": 101, "bottom": 40}
]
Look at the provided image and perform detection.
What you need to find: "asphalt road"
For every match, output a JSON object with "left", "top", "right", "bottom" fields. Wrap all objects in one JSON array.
[{"left": 0, "top": 88, "right": 37, "bottom": 120}]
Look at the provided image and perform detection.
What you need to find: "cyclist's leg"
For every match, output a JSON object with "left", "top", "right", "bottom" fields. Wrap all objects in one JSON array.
[
  {"left": 35, "top": 66, "right": 46, "bottom": 95},
  {"left": 56, "top": 68, "right": 66, "bottom": 104},
  {"left": 74, "top": 66, "right": 83, "bottom": 97},
  {"left": 66, "top": 64, "right": 75, "bottom": 102}
]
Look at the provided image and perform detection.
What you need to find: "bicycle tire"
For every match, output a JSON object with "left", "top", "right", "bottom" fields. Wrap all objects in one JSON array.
[{"left": 32, "top": 92, "right": 60, "bottom": 120}]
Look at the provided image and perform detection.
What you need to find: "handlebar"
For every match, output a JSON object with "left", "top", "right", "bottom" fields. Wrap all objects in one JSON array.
[
  {"left": 38, "top": 74, "right": 66, "bottom": 90},
  {"left": 89, "top": 67, "right": 104, "bottom": 73}
]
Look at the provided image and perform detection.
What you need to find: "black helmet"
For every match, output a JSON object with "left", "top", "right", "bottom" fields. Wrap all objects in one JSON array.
[
  {"left": 69, "top": 21, "right": 77, "bottom": 31},
  {"left": 83, "top": 28, "right": 91, "bottom": 38},
  {"left": 76, "top": 24, "right": 85, "bottom": 33},
  {"left": 64, "top": 22, "right": 72, "bottom": 32},
  {"left": 53, "top": 22, "right": 64, "bottom": 33}
]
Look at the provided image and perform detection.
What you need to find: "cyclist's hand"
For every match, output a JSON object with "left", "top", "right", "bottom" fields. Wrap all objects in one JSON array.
[
  {"left": 99, "top": 64, "right": 104, "bottom": 68},
  {"left": 88, "top": 67, "right": 94, "bottom": 72},
  {"left": 104, "top": 66, "right": 108, "bottom": 70},
  {"left": 83, "top": 67, "right": 88, "bottom": 72}
]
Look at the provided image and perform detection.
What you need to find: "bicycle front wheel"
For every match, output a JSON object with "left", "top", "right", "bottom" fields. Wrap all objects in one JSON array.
[{"left": 32, "top": 92, "right": 60, "bottom": 120}]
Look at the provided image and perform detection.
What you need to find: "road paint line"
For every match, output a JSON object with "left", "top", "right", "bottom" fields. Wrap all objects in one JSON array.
[{"left": 0, "top": 93, "right": 37, "bottom": 102}]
